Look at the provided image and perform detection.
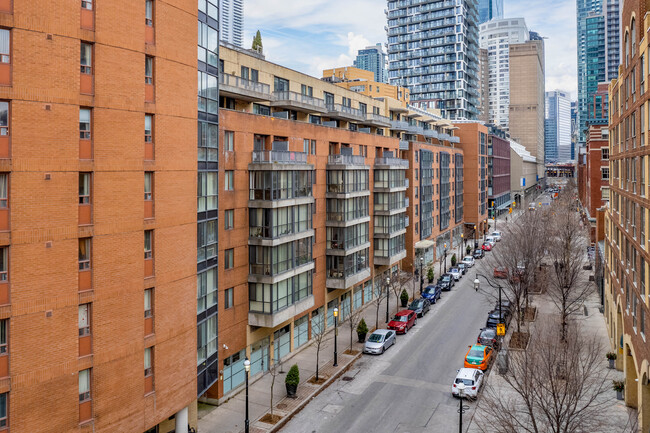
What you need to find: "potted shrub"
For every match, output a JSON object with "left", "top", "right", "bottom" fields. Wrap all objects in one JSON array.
[
  {"left": 606, "top": 352, "right": 617, "bottom": 369},
  {"left": 400, "top": 289, "right": 409, "bottom": 307},
  {"left": 451, "top": 254, "right": 457, "bottom": 267},
  {"left": 466, "top": 245, "right": 472, "bottom": 255},
  {"left": 357, "top": 318, "right": 369, "bottom": 342},
  {"left": 612, "top": 380, "right": 624, "bottom": 400},
  {"left": 285, "top": 364, "right": 299, "bottom": 398},
  {"left": 427, "top": 268, "right": 434, "bottom": 283}
]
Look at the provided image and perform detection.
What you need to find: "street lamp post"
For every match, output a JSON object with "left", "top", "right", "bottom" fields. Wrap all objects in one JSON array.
[
  {"left": 459, "top": 233, "right": 464, "bottom": 258},
  {"left": 443, "top": 244, "right": 448, "bottom": 275},
  {"left": 333, "top": 307, "right": 339, "bottom": 367},
  {"left": 419, "top": 257, "right": 424, "bottom": 296},
  {"left": 474, "top": 274, "right": 504, "bottom": 345},
  {"left": 244, "top": 358, "right": 251, "bottom": 433},
  {"left": 385, "top": 277, "right": 391, "bottom": 323},
  {"left": 457, "top": 382, "right": 467, "bottom": 433},
  {"left": 473, "top": 224, "right": 477, "bottom": 248}
]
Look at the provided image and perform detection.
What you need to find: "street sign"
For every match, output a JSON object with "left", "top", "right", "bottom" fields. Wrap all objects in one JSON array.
[{"left": 497, "top": 323, "right": 505, "bottom": 336}]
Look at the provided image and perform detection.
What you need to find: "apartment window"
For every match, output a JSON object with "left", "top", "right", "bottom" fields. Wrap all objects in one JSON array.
[
  {"left": 80, "top": 42, "right": 92, "bottom": 74},
  {"left": 144, "top": 230, "right": 152, "bottom": 259},
  {"left": 0, "top": 393, "right": 6, "bottom": 428},
  {"left": 311, "top": 140, "right": 316, "bottom": 155},
  {"left": 79, "top": 108, "right": 91, "bottom": 139},
  {"left": 0, "top": 320, "right": 6, "bottom": 355},
  {"left": 145, "top": 56, "right": 153, "bottom": 84},
  {"left": 634, "top": 296, "right": 638, "bottom": 331},
  {"left": 78, "top": 238, "right": 90, "bottom": 270},
  {"left": 224, "top": 209, "right": 234, "bottom": 230},
  {"left": 274, "top": 76, "right": 289, "bottom": 92},
  {"left": 0, "top": 30, "right": 9, "bottom": 64},
  {"left": 145, "top": 0, "right": 153, "bottom": 26},
  {"left": 78, "top": 304, "right": 90, "bottom": 337},
  {"left": 144, "top": 288, "right": 153, "bottom": 317},
  {"left": 79, "top": 173, "right": 90, "bottom": 204},
  {"left": 144, "top": 347, "right": 153, "bottom": 377},
  {"left": 197, "top": 316, "right": 217, "bottom": 365},
  {"left": 602, "top": 148, "right": 609, "bottom": 160},
  {"left": 241, "top": 66, "right": 249, "bottom": 80},
  {"left": 225, "top": 170, "right": 234, "bottom": 191},
  {"left": 301, "top": 84, "right": 313, "bottom": 97},
  {"left": 224, "top": 248, "right": 234, "bottom": 270},
  {"left": 197, "top": 268, "right": 217, "bottom": 313},
  {"left": 224, "top": 131, "right": 234, "bottom": 152},
  {"left": 82, "top": 0, "right": 92, "bottom": 9},
  {"left": 79, "top": 369, "right": 91, "bottom": 402},
  {"left": 0, "top": 102, "right": 7, "bottom": 136},
  {"left": 145, "top": 115, "right": 153, "bottom": 142},
  {"left": 251, "top": 69, "right": 259, "bottom": 82},
  {"left": 225, "top": 287, "right": 234, "bottom": 309},
  {"left": 144, "top": 172, "right": 153, "bottom": 200},
  {"left": 198, "top": 172, "right": 217, "bottom": 212},
  {"left": 601, "top": 167, "right": 610, "bottom": 180}
]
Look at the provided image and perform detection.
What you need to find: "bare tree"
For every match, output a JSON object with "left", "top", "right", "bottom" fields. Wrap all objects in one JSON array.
[
  {"left": 546, "top": 194, "right": 592, "bottom": 341},
  {"left": 374, "top": 275, "right": 389, "bottom": 330},
  {"left": 346, "top": 305, "right": 364, "bottom": 354},
  {"left": 311, "top": 313, "right": 328, "bottom": 382},
  {"left": 475, "top": 321, "right": 610, "bottom": 433},
  {"left": 268, "top": 360, "right": 280, "bottom": 421}
]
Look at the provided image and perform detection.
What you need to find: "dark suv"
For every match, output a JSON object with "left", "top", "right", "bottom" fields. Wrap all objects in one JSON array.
[
  {"left": 438, "top": 274, "right": 455, "bottom": 291},
  {"left": 473, "top": 249, "right": 485, "bottom": 259}
]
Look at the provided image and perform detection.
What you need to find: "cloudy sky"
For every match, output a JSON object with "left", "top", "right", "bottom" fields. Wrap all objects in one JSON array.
[{"left": 244, "top": 0, "right": 578, "bottom": 100}]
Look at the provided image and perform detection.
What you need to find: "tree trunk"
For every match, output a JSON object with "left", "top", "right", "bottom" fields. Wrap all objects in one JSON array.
[{"left": 315, "top": 344, "right": 320, "bottom": 381}]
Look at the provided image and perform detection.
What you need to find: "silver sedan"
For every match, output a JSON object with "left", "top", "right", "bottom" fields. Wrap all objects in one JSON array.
[{"left": 363, "top": 329, "right": 396, "bottom": 355}]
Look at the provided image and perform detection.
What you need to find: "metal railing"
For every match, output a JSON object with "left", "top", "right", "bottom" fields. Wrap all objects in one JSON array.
[
  {"left": 252, "top": 150, "right": 307, "bottom": 164},
  {"left": 219, "top": 72, "right": 270, "bottom": 95},
  {"left": 327, "top": 154, "right": 366, "bottom": 166},
  {"left": 375, "top": 157, "right": 409, "bottom": 168},
  {"left": 365, "top": 113, "right": 391, "bottom": 125},
  {"left": 273, "top": 91, "right": 326, "bottom": 109},
  {"left": 391, "top": 120, "right": 409, "bottom": 130}
]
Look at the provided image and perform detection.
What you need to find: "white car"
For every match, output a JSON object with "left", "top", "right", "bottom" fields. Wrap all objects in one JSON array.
[
  {"left": 363, "top": 329, "right": 396, "bottom": 355},
  {"left": 449, "top": 267, "right": 461, "bottom": 281},
  {"left": 491, "top": 231, "right": 502, "bottom": 241},
  {"left": 484, "top": 236, "right": 496, "bottom": 247},
  {"left": 462, "top": 256, "right": 475, "bottom": 267},
  {"left": 452, "top": 368, "right": 484, "bottom": 398}
]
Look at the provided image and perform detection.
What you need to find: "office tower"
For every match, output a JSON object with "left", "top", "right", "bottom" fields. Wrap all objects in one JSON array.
[
  {"left": 220, "top": 0, "right": 243, "bottom": 47},
  {"left": 354, "top": 43, "right": 388, "bottom": 84},
  {"left": 545, "top": 91, "right": 572, "bottom": 163},
  {"left": 479, "top": 17, "right": 530, "bottom": 129},
  {"left": 509, "top": 39, "right": 546, "bottom": 178},
  {"left": 478, "top": 0, "right": 503, "bottom": 24},
  {"left": 386, "top": 0, "right": 480, "bottom": 120},
  {"left": 605, "top": 2, "right": 650, "bottom": 431},
  {"left": 478, "top": 48, "right": 489, "bottom": 123},
  {"left": 576, "top": 0, "right": 619, "bottom": 144},
  {"left": 0, "top": 1, "right": 199, "bottom": 431}
]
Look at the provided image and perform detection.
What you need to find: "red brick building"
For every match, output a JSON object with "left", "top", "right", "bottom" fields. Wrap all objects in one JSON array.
[{"left": 0, "top": 1, "right": 199, "bottom": 432}]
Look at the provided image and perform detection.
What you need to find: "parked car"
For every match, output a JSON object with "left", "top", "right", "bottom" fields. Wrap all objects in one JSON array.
[
  {"left": 481, "top": 242, "right": 492, "bottom": 251},
  {"left": 473, "top": 249, "right": 484, "bottom": 259},
  {"left": 438, "top": 274, "right": 455, "bottom": 291},
  {"left": 408, "top": 298, "right": 431, "bottom": 317},
  {"left": 422, "top": 285, "right": 442, "bottom": 304},
  {"left": 452, "top": 368, "right": 484, "bottom": 398},
  {"left": 491, "top": 231, "right": 502, "bottom": 241},
  {"left": 493, "top": 266, "right": 508, "bottom": 279},
  {"left": 477, "top": 327, "right": 499, "bottom": 349},
  {"left": 486, "top": 309, "right": 511, "bottom": 329},
  {"left": 457, "top": 263, "right": 467, "bottom": 275},
  {"left": 449, "top": 267, "right": 462, "bottom": 281},
  {"left": 462, "top": 256, "right": 475, "bottom": 267},
  {"left": 528, "top": 203, "right": 536, "bottom": 211},
  {"left": 363, "top": 329, "right": 396, "bottom": 355},
  {"left": 485, "top": 236, "right": 496, "bottom": 247},
  {"left": 495, "top": 300, "right": 512, "bottom": 314},
  {"left": 464, "top": 344, "right": 494, "bottom": 370},
  {"left": 388, "top": 310, "right": 417, "bottom": 334}
]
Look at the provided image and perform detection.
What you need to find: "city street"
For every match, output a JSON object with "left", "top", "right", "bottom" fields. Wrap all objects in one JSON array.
[{"left": 279, "top": 259, "right": 497, "bottom": 433}]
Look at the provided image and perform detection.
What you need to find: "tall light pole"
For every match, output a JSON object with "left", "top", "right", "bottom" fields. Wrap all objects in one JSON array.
[
  {"left": 244, "top": 358, "right": 251, "bottom": 433},
  {"left": 474, "top": 274, "right": 504, "bottom": 346},
  {"left": 473, "top": 224, "right": 477, "bottom": 248},
  {"left": 419, "top": 257, "right": 424, "bottom": 295},
  {"left": 385, "top": 277, "right": 391, "bottom": 323},
  {"left": 459, "top": 233, "right": 464, "bottom": 258},
  {"left": 443, "top": 243, "right": 448, "bottom": 275},
  {"left": 457, "top": 382, "right": 467, "bottom": 433},
  {"left": 333, "top": 307, "right": 339, "bottom": 367}
]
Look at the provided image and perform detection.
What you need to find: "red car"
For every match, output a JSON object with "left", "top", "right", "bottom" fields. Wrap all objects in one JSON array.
[
  {"left": 388, "top": 310, "right": 417, "bottom": 334},
  {"left": 481, "top": 242, "right": 492, "bottom": 251}
]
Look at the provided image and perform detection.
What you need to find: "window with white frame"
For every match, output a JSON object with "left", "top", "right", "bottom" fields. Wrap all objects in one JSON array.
[
  {"left": 79, "top": 369, "right": 91, "bottom": 402},
  {"left": 78, "top": 304, "right": 90, "bottom": 337}
]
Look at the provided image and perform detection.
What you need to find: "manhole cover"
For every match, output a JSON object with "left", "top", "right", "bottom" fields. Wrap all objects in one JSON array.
[
  {"left": 341, "top": 376, "right": 354, "bottom": 381},
  {"left": 277, "top": 403, "right": 287, "bottom": 409}
]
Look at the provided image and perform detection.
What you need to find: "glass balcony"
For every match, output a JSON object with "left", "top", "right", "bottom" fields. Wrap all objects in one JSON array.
[
  {"left": 252, "top": 150, "right": 307, "bottom": 164},
  {"left": 219, "top": 72, "right": 270, "bottom": 101},
  {"left": 271, "top": 91, "right": 327, "bottom": 113}
]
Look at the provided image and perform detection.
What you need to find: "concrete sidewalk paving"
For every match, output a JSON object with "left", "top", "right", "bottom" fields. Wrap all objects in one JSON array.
[{"left": 198, "top": 275, "right": 419, "bottom": 433}]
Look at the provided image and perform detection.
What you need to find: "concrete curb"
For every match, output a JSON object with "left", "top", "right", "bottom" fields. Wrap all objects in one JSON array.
[{"left": 267, "top": 351, "right": 363, "bottom": 433}]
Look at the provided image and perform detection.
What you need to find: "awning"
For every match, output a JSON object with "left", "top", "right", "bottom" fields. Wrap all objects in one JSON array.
[
  {"left": 415, "top": 240, "right": 435, "bottom": 249},
  {"left": 496, "top": 200, "right": 514, "bottom": 210}
]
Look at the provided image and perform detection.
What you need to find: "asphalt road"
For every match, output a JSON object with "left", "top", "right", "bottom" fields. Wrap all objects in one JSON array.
[{"left": 279, "top": 259, "right": 497, "bottom": 433}]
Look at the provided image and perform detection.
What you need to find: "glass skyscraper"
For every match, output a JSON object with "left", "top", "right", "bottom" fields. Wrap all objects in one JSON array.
[
  {"left": 354, "top": 43, "right": 388, "bottom": 83},
  {"left": 386, "top": 0, "right": 480, "bottom": 120},
  {"left": 545, "top": 91, "right": 572, "bottom": 163},
  {"left": 576, "top": 0, "right": 618, "bottom": 144},
  {"left": 478, "top": 0, "right": 503, "bottom": 24}
]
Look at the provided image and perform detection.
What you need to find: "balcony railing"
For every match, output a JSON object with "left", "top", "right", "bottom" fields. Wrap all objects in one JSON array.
[
  {"left": 424, "top": 129, "right": 439, "bottom": 138},
  {"left": 327, "top": 103, "right": 365, "bottom": 121},
  {"left": 365, "top": 113, "right": 391, "bottom": 126},
  {"left": 272, "top": 91, "right": 326, "bottom": 111},
  {"left": 328, "top": 154, "right": 366, "bottom": 166},
  {"left": 390, "top": 120, "right": 409, "bottom": 130},
  {"left": 399, "top": 140, "right": 409, "bottom": 150},
  {"left": 375, "top": 157, "right": 409, "bottom": 168},
  {"left": 219, "top": 73, "right": 270, "bottom": 96},
  {"left": 252, "top": 150, "right": 307, "bottom": 164}
]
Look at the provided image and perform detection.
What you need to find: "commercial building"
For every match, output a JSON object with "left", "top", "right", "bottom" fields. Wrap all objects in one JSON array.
[
  {"left": 211, "top": 42, "right": 464, "bottom": 402},
  {"left": 509, "top": 140, "right": 538, "bottom": 205},
  {"left": 479, "top": 17, "right": 529, "bottom": 129},
  {"left": 219, "top": 0, "right": 244, "bottom": 47},
  {"left": 605, "top": 2, "right": 650, "bottom": 430},
  {"left": 321, "top": 67, "right": 410, "bottom": 105},
  {"left": 478, "top": 48, "right": 489, "bottom": 123},
  {"left": 354, "top": 44, "right": 388, "bottom": 84},
  {"left": 487, "top": 126, "right": 512, "bottom": 216},
  {"left": 0, "top": 1, "right": 200, "bottom": 432},
  {"left": 576, "top": 0, "right": 619, "bottom": 145},
  {"left": 545, "top": 90, "right": 572, "bottom": 163},
  {"left": 386, "top": 0, "right": 480, "bottom": 120},
  {"left": 478, "top": 0, "right": 503, "bottom": 24},
  {"left": 509, "top": 39, "right": 546, "bottom": 180}
]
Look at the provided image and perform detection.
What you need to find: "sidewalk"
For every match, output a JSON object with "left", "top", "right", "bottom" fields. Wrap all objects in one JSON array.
[{"left": 198, "top": 276, "right": 416, "bottom": 433}]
